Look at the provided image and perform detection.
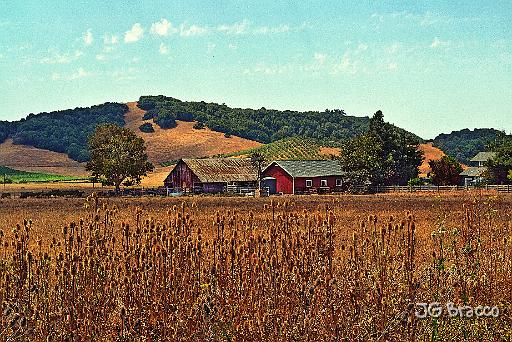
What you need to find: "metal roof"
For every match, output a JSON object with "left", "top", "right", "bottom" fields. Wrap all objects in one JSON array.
[
  {"left": 265, "top": 160, "right": 345, "bottom": 178},
  {"left": 460, "top": 167, "right": 487, "bottom": 177},
  {"left": 470, "top": 152, "right": 496, "bottom": 163},
  {"left": 182, "top": 158, "right": 258, "bottom": 183}
]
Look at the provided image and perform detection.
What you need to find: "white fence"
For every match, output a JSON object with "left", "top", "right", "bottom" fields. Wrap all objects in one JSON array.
[{"left": 356, "top": 184, "right": 512, "bottom": 193}]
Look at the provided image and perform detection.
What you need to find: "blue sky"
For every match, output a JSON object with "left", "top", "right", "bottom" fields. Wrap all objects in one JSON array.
[{"left": 0, "top": 1, "right": 511, "bottom": 139}]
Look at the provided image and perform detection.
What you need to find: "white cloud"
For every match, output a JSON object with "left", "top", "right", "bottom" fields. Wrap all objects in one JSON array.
[
  {"left": 151, "top": 19, "right": 177, "bottom": 36},
  {"left": 358, "top": 43, "right": 368, "bottom": 51},
  {"left": 83, "top": 29, "right": 93, "bottom": 45},
  {"left": 314, "top": 52, "right": 326, "bottom": 65},
  {"left": 40, "top": 50, "right": 83, "bottom": 64},
  {"left": 74, "top": 67, "right": 90, "bottom": 79},
  {"left": 430, "top": 37, "right": 449, "bottom": 48},
  {"left": 124, "top": 23, "right": 144, "bottom": 43},
  {"left": 388, "top": 62, "right": 398, "bottom": 71},
  {"left": 103, "top": 34, "right": 119, "bottom": 45},
  {"left": 96, "top": 54, "right": 106, "bottom": 61},
  {"left": 332, "top": 54, "right": 358, "bottom": 75},
  {"left": 228, "top": 43, "right": 237, "bottom": 50},
  {"left": 302, "top": 53, "right": 327, "bottom": 72},
  {"left": 52, "top": 67, "right": 91, "bottom": 81},
  {"left": 217, "top": 20, "right": 250, "bottom": 35},
  {"left": 207, "top": 43, "right": 216, "bottom": 53},
  {"left": 387, "top": 42, "right": 401, "bottom": 54},
  {"left": 253, "top": 24, "right": 290, "bottom": 35},
  {"left": 109, "top": 67, "right": 138, "bottom": 81},
  {"left": 159, "top": 42, "right": 169, "bottom": 55},
  {"left": 180, "top": 24, "right": 208, "bottom": 37}
]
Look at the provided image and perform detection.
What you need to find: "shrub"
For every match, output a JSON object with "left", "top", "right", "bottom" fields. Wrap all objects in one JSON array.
[
  {"left": 139, "top": 122, "right": 155, "bottom": 133},
  {"left": 193, "top": 122, "right": 205, "bottom": 129},
  {"left": 407, "top": 177, "right": 424, "bottom": 186}
]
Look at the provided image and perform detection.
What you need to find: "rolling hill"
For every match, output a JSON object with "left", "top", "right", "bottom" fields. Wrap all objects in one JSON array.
[
  {"left": 0, "top": 138, "right": 87, "bottom": 176},
  {"left": 0, "top": 95, "right": 423, "bottom": 168},
  {"left": 124, "top": 102, "right": 261, "bottom": 164}
]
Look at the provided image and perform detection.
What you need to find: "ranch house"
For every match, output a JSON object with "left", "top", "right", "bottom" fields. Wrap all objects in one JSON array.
[
  {"left": 164, "top": 158, "right": 258, "bottom": 194},
  {"left": 262, "top": 160, "right": 346, "bottom": 194},
  {"left": 460, "top": 151, "right": 496, "bottom": 186}
]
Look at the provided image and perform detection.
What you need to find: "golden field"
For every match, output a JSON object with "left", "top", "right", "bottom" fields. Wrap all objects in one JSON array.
[{"left": 0, "top": 193, "right": 511, "bottom": 341}]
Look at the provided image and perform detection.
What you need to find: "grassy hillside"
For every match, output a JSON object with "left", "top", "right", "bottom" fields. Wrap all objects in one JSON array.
[
  {"left": 0, "top": 103, "right": 128, "bottom": 162},
  {"left": 219, "top": 137, "right": 339, "bottom": 161},
  {"left": 137, "top": 95, "right": 423, "bottom": 145},
  {"left": 432, "top": 128, "right": 502, "bottom": 163},
  {"left": 0, "top": 166, "right": 83, "bottom": 183}
]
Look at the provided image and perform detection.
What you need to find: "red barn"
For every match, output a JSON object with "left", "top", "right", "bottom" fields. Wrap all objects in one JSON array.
[
  {"left": 262, "top": 160, "right": 345, "bottom": 194},
  {"left": 164, "top": 158, "right": 258, "bottom": 194}
]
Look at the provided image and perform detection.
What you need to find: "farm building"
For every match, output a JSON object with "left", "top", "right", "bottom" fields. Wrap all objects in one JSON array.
[
  {"left": 164, "top": 158, "right": 258, "bottom": 194},
  {"left": 262, "top": 160, "right": 345, "bottom": 194},
  {"left": 460, "top": 151, "right": 496, "bottom": 186}
]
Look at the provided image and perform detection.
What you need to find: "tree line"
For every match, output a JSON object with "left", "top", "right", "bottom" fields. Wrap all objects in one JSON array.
[{"left": 137, "top": 95, "right": 422, "bottom": 145}]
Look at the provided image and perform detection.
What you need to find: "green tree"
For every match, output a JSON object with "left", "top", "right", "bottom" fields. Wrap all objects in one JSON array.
[
  {"left": 86, "top": 124, "right": 154, "bottom": 192},
  {"left": 339, "top": 134, "right": 383, "bottom": 186},
  {"left": 429, "top": 155, "right": 463, "bottom": 185},
  {"left": 486, "top": 133, "right": 512, "bottom": 184},
  {"left": 367, "top": 110, "right": 423, "bottom": 185}
]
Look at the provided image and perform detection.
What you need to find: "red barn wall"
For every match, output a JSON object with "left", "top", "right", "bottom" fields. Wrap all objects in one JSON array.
[
  {"left": 294, "top": 176, "right": 340, "bottom": 193},
  {"left": 263, "top": 164, "right": 294, "bottom": 194},
  {"left": 164, "top": 161, "right": 200, "bottom": 190}
]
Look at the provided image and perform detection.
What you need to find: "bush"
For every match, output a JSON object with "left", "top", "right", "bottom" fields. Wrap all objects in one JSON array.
[
  {"left": 143, "top": 110, "right": 157, "bottom": 120},
  {"left": 407, "top": 178, "right": 424, "bottom": 186},
  {"left": 224, "top": 132, "right": 232, "bottom": 138},
  {"left": 154, "top": 117, "right": 177, "bottom": 129},
  {"left": 193, "top": 122, "right": 205, "bottom": 129},
  {"left": 139, "top": 123, "right": 155, "bottom": 133}
]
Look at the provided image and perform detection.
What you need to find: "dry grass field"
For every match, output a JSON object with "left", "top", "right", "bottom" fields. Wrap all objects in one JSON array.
[{"left": 0, "top": 192, "right": 510, "bottom": 341}]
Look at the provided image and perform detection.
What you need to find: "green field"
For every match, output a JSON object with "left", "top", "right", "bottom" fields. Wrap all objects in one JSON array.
[{"left": 0, "top": 166, "right": 84, "bottom": 184}]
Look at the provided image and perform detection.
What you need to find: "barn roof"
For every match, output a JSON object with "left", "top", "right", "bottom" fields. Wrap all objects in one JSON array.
[
  {"left": 265, "top": 160, "right": 345, "bottom": 178},
  {"left": 470, "top": 152, "right": 496, "bottom": 162},
  {"left": 181, "top": 158, "right": 258, "bottom": 183}
]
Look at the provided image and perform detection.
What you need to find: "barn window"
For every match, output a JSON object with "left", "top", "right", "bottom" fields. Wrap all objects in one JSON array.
[
  {"left": 320, "top": 179, "right": 327, "bottom": 187},
  {"left": 305, "top": 179, "right": 312, "bottom": 187},
  {"left": 336, "top": 179, "right": 342, "bottom": 186}
]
